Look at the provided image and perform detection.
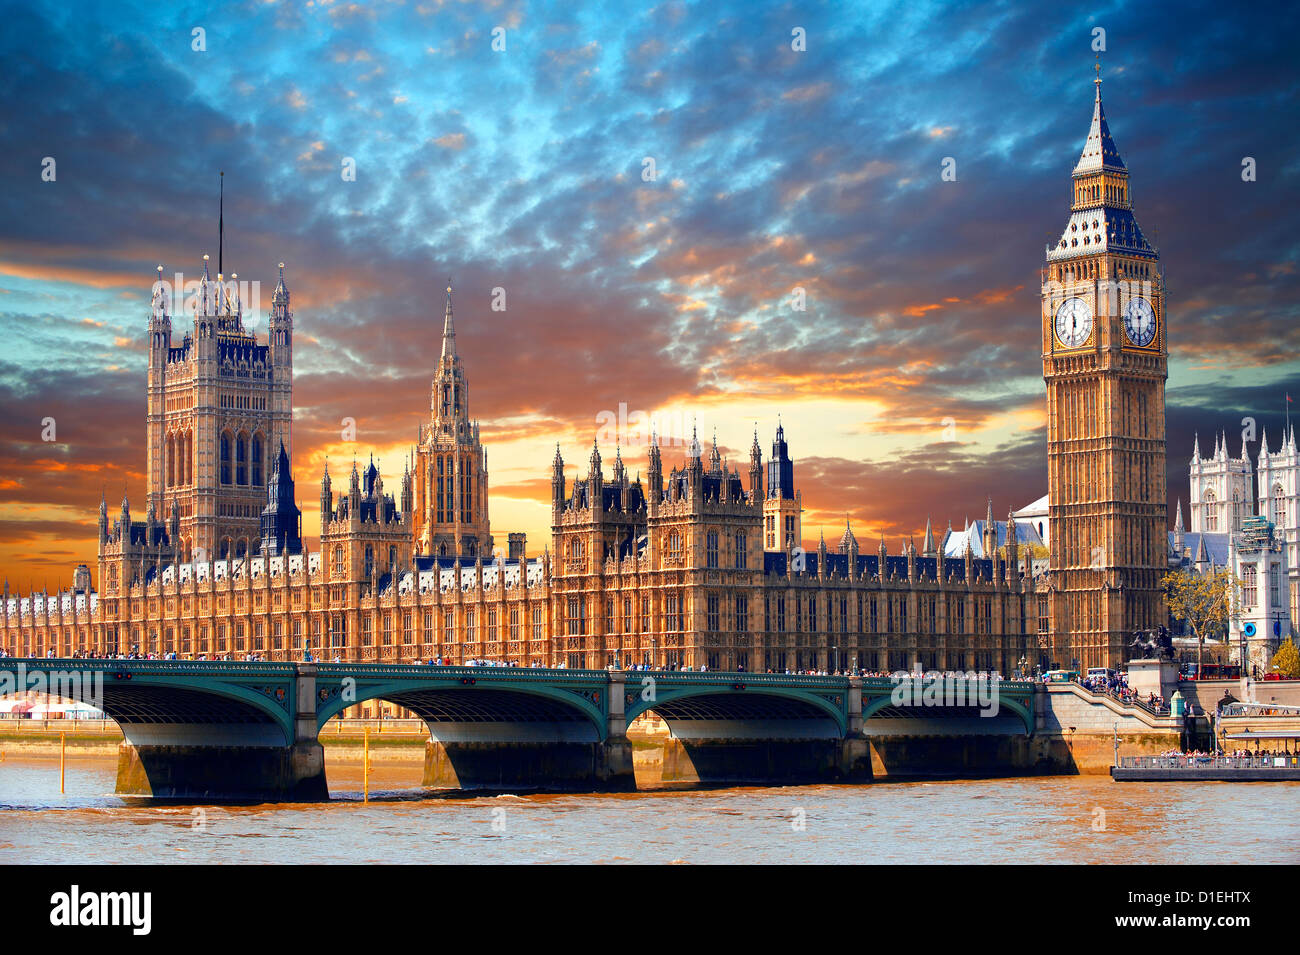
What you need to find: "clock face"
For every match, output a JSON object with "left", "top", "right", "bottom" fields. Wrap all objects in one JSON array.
[
  {"left": 1054, "top": 297, "right": 1093, "bottom": 348},
  {"left": 1123, "top": 297, "right": 1157, "bottom": 347}
]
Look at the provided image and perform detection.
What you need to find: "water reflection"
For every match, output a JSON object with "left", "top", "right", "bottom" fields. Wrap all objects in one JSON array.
[{"left": 0, "top": 754, "right": 1295, "bottom": 864}]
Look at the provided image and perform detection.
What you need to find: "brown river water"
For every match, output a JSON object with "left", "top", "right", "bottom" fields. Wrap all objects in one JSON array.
[{"left": 0, "top": 754, "right": 1295, "bottom": 864}]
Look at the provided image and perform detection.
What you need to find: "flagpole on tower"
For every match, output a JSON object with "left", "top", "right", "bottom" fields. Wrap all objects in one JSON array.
[{"left": 218, "top": 171, "right": 224, "bottom": 277}]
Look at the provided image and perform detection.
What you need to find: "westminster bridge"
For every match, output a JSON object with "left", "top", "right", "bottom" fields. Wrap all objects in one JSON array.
[{"left": 0, "top": 658, "right": 1045, "bottom": 799}]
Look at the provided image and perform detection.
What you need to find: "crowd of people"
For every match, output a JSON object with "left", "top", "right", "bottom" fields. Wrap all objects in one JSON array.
[{"left": 1075, "top": 669, "right": 1169, "bottom": 712}]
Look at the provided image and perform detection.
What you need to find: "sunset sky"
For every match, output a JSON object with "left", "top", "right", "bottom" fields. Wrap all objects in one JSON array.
[{"left": 1, "top": 0, "right": 1298, "bottom": 593}]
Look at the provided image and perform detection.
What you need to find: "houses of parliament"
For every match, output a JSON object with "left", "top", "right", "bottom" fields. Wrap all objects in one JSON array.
[{"left": 2, "top": 74, "right": 1175, "bottom": 674}]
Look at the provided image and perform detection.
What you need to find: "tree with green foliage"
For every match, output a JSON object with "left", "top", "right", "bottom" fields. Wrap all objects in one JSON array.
[
  {"left": 1162, "top": 568, "right": 1236, "bottom": 670},
  {"left": 1269, "top": 638, "right": 1300, "bottom": 679}
]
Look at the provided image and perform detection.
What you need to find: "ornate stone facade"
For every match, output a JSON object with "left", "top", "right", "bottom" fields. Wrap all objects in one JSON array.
[
  {"left": 411, "top": 284, "right": 492, "bottom": 559},
  {"left": 1042, "top": 73, "right": 1168, "bottom": 670},
  {"left": 146, "top": 258, "right": 293, "bottom": 563},
  {"left": 1, "top": 264, "right": 1040, "bottom": 672}
]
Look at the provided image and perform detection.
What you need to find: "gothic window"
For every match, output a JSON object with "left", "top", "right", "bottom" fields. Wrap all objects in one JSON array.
[
  {"left": 364, "top": 546, "right": 374, "bottom": 578},
  {"left": 736, "top": 595, "right": 748, "bottom": 632},
  {"left": 166, "top": 433, "right": 175, "bottom": 488},
  {"left": 236, "top": 433, "right": 248, "bottom": 485},
  {"left": 220, "top": 433, "right": 232, "bottom": 485},
  {"left": 668, "top": 530, "right": 682, "bottom": 559},
  {"left": 333, "top": 546, "right": 344, "bottom": 578},
  {"left": 735, "top": 532, "right": 747, "bottom": 569},
  {"left": 706, "top": 531, "right": 719, "bottom": 568},
  {"left": 622, "top": 597, "right": 632, "bottom": 633},
  {"left": 235, "top": 539, "right": 247, "bottom": 558},
  {"left": 251, "top": 434, "right": 263, "bottom": 486},
  {"left": 1272, "top": 485, "right": 1286, "bottom": 527},
  {"left": 1242, "top": 565, "right": 1257, "bottom": 607},
  {"left": 666, "top": 593, "right": 680, "bottom": 632},
  {"left": 1231, "top": 490, "right": 1241, "bottom": 531},
  {"left": 1204, "top": 489, "right": 1218, "bottom": 532},
  {"left": 389, "top": 545, "right": 397, "bottom": 570},
  {"left": 567, "top": 596, "right": 586, "bottom": 636},
  {"left": 707, "top": 593, "right": 720, "bottom": 632}
]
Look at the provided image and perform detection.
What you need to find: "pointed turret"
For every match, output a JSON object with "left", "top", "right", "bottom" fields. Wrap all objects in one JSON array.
[
  {"left": 838, "top": 519, "right": 858, "bottom": 556},
  {"left": 588, "top": 438, "right": 604, "bottom": 512},
  {"left": 551, "top": 444, "right": 565, "bottom": 512},
  {"left": 1173, "top": 498, "right": 1185, "bottom": 556},
  {"left": 260, "top": 442, "right": 302, "bottom": 557},
  {"left": 921, "top": 515, "right": 937, "bottom": 557},
  {"left": 400, "top": 455, "right": 413, "bottom": 517},
  {"left": 440, "top": 279, "right": 456, "bottom": 360},
  {"left": 1073, "top": 68, "right": 1126, "bottom": 176},
  {"left": 982, "top": 498, "right": 997, "bottom": 556},
  {"left": 199, "top": 254, "right": 212, "bottom": 315},
  {"left": 272, "top": 262, "right": 289, "bottom": 308},
  {"left": 320, "top": 459, "right": 333, "bottom": 524},
  {"left": 687, "top": 421, "right": 702, "bottom": 471}
]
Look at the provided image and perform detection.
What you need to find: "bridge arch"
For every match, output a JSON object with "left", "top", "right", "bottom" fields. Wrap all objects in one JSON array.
[
  {"left": 862, "top": 687, "right": 1033, "bottom": 736},
  {"left": 314, "top": 676, "right": 608, "bottom": 743},
  {"left": 625, "top": 685, "right": 848, "bottom": 739},
  {"left": 0, "top": 661, "right": 297, "bottom": 747}
]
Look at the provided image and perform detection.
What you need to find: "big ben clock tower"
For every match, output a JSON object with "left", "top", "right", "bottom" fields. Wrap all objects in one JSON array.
[{"left": 1041, "top": 68, "right": 1167, "bottom": 670}]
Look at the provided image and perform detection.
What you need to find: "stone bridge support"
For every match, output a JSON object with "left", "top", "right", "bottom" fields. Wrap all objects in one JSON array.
[
  {"left": 416, "top": 671, "right": 635, "bottom": 793},
  {"left": 116, "top": 664, "right": 327, "bottom": 802},
  {"left": 627, "top": 676, "right": 872, "bottom": 787}
]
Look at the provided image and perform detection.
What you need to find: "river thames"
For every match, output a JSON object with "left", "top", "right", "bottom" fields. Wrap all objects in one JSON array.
[{"left": 1, "top": 754, "right": 1296, "bottom": 864}]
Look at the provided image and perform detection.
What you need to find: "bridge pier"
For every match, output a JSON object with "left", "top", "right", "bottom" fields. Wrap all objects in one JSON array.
[
  {"left": 420, "top": 671, "right": 635, "bottom": 792},
  {"left": 116, "top": 740, "right": 328, "bottom": 801},
  {"left": 114, "top": 663, "right": 329, "bottom": 802},
  {"left": 422, "top": 738, "right": 635, "bottom": 792},
  {"left": 637, "top": 735, "right": 872, "bottom": 787}
]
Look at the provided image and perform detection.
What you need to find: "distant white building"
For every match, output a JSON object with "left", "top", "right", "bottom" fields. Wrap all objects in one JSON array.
[
  {"left": 1012, "top": 494, "right": 1050, "bottom": 552},
  {"left": 1018, "top": 426, "right": 1299, "bottom": 673},
  {"left": 1257, "top": 426, "right": 1299, "bottom": 627},
  {"left": 1171, "top": 427, "right": 1297, "bottom": 674},
  {"left": 1189, "top": 432, "right": 1254, "bottom": 535}
]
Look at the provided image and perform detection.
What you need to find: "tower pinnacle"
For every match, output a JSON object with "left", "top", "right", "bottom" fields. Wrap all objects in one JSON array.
[{"left": 441, "top": 278, "right": 456, "bottom": 359}]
